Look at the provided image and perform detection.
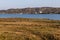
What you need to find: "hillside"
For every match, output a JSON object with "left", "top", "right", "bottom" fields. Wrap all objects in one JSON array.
[
  {"left": 0, "top": 7, "right": 60, "bottom": 14},
  {"left": 0, "top": 18, "right": 60, "bottom": 40}
]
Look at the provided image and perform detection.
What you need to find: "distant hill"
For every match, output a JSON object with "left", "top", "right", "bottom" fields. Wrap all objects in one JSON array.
[{"left": 0, "top": 7, "right": 60, "bottom": 14}]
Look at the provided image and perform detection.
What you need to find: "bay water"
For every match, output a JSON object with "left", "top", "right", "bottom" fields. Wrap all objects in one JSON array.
[{"left": 0, "top": 13, "right": 60, "bottom": 20}]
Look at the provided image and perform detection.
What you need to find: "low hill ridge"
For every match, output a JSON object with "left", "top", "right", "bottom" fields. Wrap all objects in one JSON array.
[{"left": 0, "top": 7, "right": 60, "bottom": 14}]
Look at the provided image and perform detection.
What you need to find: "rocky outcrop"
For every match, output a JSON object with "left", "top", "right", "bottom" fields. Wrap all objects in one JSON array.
[{"left": 0, "top": 7, "right": 60, "bottom": 14}]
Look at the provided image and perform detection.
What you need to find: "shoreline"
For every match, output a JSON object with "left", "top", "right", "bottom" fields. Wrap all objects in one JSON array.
[
  {"left": 0, "top": 18, "right": 59, "bottom": 21},
  {"left": 0, "top": 18, "right": 59, "bottom": 20}
]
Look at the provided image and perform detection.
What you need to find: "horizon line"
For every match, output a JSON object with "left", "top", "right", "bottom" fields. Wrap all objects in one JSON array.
[{"left": 0, "top": 6, "right": 60, "bottom": 10}]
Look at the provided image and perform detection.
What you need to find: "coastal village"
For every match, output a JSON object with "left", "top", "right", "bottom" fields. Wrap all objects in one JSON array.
[{"left": 0, "top": 7, "right": 60, "bottom": 14}]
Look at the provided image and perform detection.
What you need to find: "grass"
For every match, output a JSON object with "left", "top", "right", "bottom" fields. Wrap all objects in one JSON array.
[{"left": 0, "top": 18, "right": 60, "bottom": 40}]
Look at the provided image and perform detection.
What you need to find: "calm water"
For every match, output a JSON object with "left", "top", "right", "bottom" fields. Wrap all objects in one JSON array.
[{"left": 0, "top": 14, "right": 60, "bottom": 20}]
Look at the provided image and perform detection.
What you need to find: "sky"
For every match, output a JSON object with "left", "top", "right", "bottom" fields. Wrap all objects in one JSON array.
[{"left": 0, "top": 0, "right": 60, "bottom": 9}]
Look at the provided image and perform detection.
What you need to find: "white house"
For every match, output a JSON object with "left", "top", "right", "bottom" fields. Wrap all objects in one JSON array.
[{"left": 39, "top": 11, "right": 43, "bottom": 13}]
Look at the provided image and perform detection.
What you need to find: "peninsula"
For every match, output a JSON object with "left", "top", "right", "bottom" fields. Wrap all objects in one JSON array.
[{"left": 0, "top": 7, "right": 60, "bottom": 14}]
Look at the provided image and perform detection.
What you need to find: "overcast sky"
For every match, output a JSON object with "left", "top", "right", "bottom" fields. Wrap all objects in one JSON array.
[{"left": 0, "top": 0, "right": 60, "bottom": 9}]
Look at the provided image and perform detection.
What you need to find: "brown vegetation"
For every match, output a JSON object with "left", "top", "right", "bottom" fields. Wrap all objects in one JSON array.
[{"left": 0, "top": 18, "right": 60, "bottom": 40}]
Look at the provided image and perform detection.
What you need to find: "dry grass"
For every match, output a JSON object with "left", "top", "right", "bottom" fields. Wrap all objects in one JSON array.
[{"left": 0, "top": 18, "right": 60, "bottom": 40}]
